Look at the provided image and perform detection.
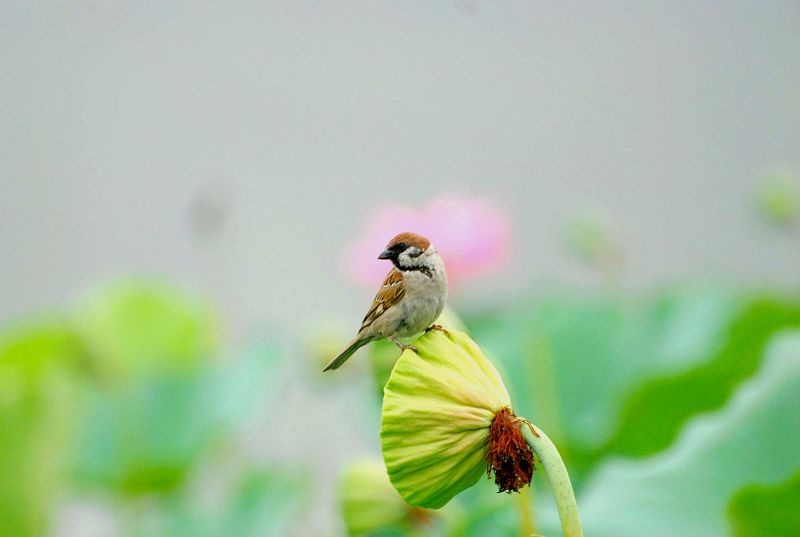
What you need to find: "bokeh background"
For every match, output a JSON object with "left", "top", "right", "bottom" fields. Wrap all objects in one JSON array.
[{"left": 2, "top": 2, "right": 800, "bottom": 536}]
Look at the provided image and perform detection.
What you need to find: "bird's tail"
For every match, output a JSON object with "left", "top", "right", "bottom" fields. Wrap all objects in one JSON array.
[{"left": 323, "top": 336, "right": 373, "bottom": 372}]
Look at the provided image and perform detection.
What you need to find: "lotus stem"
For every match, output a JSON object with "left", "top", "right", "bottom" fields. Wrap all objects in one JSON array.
[{"left": 522, "top": 422, "right": 583, "bottom": 537}]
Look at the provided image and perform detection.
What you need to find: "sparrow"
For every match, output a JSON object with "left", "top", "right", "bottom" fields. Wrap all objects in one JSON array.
[{"left": 323, "top": 232, "right": 448, "bottom": 372}]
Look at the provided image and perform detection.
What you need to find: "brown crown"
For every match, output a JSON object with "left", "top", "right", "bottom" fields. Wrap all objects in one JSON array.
[{"left": 386, "top": 232, "right": 431, "bottom": 250}]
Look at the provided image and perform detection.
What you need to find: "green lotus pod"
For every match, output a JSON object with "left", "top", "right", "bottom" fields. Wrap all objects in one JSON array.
[
  {"left": 379, "top": 329, "right": 584, "bottom": 536},
  {"left": 381, "top": 328, "right": 525, "bottom": 508},
  {"left": 369, "top": 306, "right": 469, "bottom": 395},
  {"left": 339, "top": 458, "right": 409, "bottom": 536}
]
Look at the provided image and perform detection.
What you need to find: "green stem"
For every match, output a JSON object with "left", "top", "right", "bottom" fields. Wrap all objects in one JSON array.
[
  {"left": 522, "top": 422, "right": 584, "bottom": 537},
  {"left": 516, "top": 485, "right": 536, "bottom": 537}
]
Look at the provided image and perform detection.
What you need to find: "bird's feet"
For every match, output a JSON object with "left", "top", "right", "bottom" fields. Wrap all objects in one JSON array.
[
  {"left": 389, "top": 336, "right": 417, "bottom": 353},
  {"left": 425, "top": 324, "right": 448, "bottom": 333}
]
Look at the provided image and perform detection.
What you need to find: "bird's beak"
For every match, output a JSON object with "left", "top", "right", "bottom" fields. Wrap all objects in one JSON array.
[{"left": 378, "top": 248, "right": 395, "bottom": 260}]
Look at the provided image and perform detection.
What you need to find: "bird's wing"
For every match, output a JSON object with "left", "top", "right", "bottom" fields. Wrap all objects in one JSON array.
[{"left": 360, "top": 269, "right": 405, "bottom": 331}]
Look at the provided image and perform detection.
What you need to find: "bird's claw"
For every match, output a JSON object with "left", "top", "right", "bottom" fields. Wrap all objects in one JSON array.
[
  {"left": 389, "top": 336, "right": 417, "bottom": 353},
  {"left": 425, "top": 324, "right": 448, "bottom": 333}
]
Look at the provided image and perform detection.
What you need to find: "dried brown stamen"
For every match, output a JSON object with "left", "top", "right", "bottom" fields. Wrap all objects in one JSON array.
[{"left": 487, "top": 406, "right": 535, "bottom": 493}]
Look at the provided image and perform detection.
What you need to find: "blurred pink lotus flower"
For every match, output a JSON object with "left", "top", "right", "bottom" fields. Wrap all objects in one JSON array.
[{"left": 344, "top": 195, "right": 511, "bottom": 288}]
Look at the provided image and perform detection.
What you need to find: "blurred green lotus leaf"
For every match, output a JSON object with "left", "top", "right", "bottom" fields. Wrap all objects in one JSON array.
[
  {"left": 727, "top": 470, "right": 800, "bottom": 537},
  {"left": 76, "top": 281, "right": 218, "bottom": 378},
  {"left": 0, "top": 322, "right": 87, "bottom": 537},
  {"left": 73, "top": 373, "right": 216, "bottom": 495},
  {"left": 72, "top": 339, "right": 284, "bottom": 497},
  {"left": 0, "top": 321, "right": 88, "bottom": 390},
  {"left": 340, "top": 458, "right": 409, "bottom": 536},
  {"left": 467, "top": 289, "right": 800, "bottom": 479},
  {"left": 218, "top": 469, "right": 304, "bottom": 537},
  {"left": 381, "top": 328, "right": 511, "bottom": 509},
  {"left": 0, "top": 283, "right": 288, "bottom": 534},
  {"left": 575, "top": 332, "right": 800, "bottom": 537},
  {"left": 150, "top": 467, "right": 305, "bottom": 537},
  {"left": 600, "top": 298, "right": 800, "bottom": 461}
]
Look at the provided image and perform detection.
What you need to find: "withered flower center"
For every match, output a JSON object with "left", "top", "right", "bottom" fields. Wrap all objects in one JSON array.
[{"left": 487, "top": 406, "right": 535, "bottom": 493}]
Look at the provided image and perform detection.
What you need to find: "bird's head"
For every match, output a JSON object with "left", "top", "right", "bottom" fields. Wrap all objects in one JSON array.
[{"left": 378, "top": 232, "right": 438, "bottom": 270}]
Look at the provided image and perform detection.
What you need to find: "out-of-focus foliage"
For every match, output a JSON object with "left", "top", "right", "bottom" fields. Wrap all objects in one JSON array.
[
  {"left": 601, "top": 298, "right": 800, "bottom": 459},
  {"left": 71, "top": 282, "right": 221, "bottom": 495},
  {"left": 728, "top": 471, "right": 800, "bottom": 537},
  {"left": 0, "top": 281, "right": 297, "bottom": 537},
  {"left": 577, "top": 333, "right": 800, "bottom": 537},
  {"left": 0, "top": 323, "right": 87, "bottom": 537},
  {"left": 151, "top": 468, "right": 304, "bottom": 537},
  {"left": 466, "top": 289, "right": 800, "bottom": 472},
  {"left": 76, "top": 281, "right": 218, "bottom": 378},
  {"left": 73, "top": 373, "right": 221, "bottom": 495},
  {"left": 72, "top": 338, "right": 284, "bottom": 497}
]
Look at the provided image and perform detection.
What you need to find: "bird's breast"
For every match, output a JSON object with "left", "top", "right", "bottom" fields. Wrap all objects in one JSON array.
[{"left": 392, "top": 270, "right": 447, "bottom": 337}]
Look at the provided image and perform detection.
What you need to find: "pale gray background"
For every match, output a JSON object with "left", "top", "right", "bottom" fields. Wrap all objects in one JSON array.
[{"left": 2, "top": 1, "right": 799, "bottom": 535}]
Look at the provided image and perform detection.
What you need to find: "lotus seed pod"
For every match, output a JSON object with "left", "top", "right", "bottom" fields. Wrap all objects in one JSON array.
[{"left": 381, "top": 328, "right": 533, "bottom": 508}]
